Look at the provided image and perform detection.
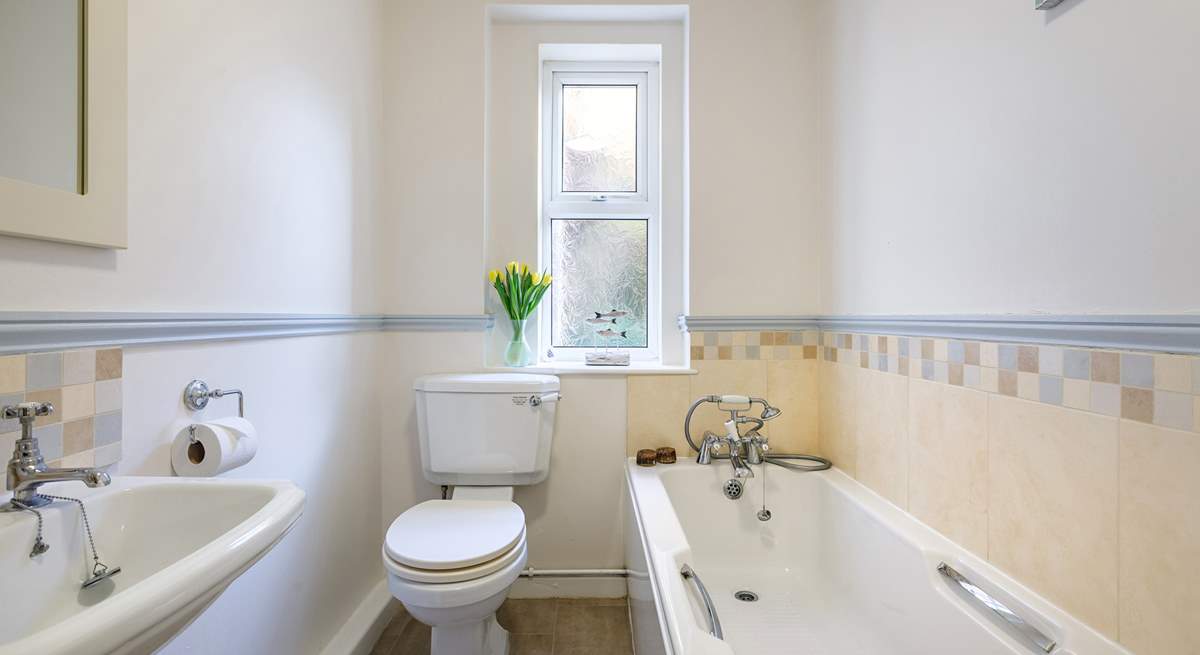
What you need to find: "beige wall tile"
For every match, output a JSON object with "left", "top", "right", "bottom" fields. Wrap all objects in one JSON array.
[
  {"left": 1195, "top": 396, "right": 1200, "bottom": 433},
  {"left": 63, "top": 349, "right": 96, "bottom": 385},
  {"left": 1154, "top": 354, "right": 1192, "bottom": 392},
  {"left": 1121, "top": 387, "right": 1154, "bottom": 423},
  {"left": 60, "top": 383, "right": 96, "bottom": 421},
  {"left": 59, "top": 450, "right": 96, "bottom": 468},
  {"left": 25, "top": 388, "right": 62, "bottom": 426},
  {"left": 627, "top": 375, "right": 693, "bottom": 456},
  {"left": 688, "top": 360, "right": 767, "bottom": 439},
  {"left": 1017, "top": 345, "right": 1039, "bottom": 373},
  {"left": 765, "top": 360, "right": 818, "bottom": 454},
  {"left": 907, "top": 379, "right": 988, "bottom": 557},
  {"left": 1118, "top": 420, "right": 1200, "bottom": 654},
  {"left": 96, "top": 348, "right": 123, "bottom": 381},
  {"left": 980, "top": 342, "right": 999, "bottom": 368},
  {"left": 934, "top": 339, "right": 948, "bottom": 362},
  {"left": 1016, "top": 371, "right": 1039, "bottom": 400},
  {"left": 979, "top": 366, "right": 999, "bottom": 393},
  {"left": 1092, "top": 351, "right": 1120, "bottom": 384},
  {"left": 1063, "top": 378, "right": 1090, "bottom": 410},
  {"left": 818, "top": 361, "right": 858, "bottom": 475},
  {"left": 855, "top": 369, "right": 909, "bottom": 509},
  {"left": 63, "top": 417, "right": 94, "bottom": 455},
  {"left": 987, "top": 396, "right": 1119, "bottom": 637},
  {"left": 0, "top": 355, "right": 25, "bottom": 394}
]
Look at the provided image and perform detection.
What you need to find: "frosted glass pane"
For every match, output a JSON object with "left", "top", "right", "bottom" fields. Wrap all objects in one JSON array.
[
  {"left": 551, "top": 219, "right": 648, "bottom": 348},
  {"left": 561, "top": 85, "right": 636, "bottom": 193}
]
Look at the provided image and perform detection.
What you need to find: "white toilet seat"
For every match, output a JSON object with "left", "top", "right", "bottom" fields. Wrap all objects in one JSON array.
[
  {"left": 384, "top": 529, "right": 526, "bottom": 584},
  {"left": 384, "top": 499, "right": 526, "bottom": 570},
  {"left": 385, "top": 538, "right": 528, "bottom": 611}
]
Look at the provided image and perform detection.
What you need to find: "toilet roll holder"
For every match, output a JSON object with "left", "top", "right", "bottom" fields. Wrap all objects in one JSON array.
[{"left": 183, "top": 379, "right": 245, "bottom": 418}]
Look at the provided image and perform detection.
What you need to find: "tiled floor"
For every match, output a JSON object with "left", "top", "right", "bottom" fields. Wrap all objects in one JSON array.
[{"left": 369, "top": 597, "right": 633, "bottom": 655}]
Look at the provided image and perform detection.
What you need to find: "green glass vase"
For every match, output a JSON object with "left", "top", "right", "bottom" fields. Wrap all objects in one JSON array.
[{"left": 504, "top": 318, "right": 534, "bottom": 367}]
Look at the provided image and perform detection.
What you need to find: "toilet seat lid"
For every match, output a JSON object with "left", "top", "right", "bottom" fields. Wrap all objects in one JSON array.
[{"left": 385, "top": 500, "right": 526, "bottom": 570}]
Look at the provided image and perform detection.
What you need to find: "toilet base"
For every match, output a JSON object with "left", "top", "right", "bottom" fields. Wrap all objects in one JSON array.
[{"left": 432, "top": 615, "right": 508, "bottom": 655}]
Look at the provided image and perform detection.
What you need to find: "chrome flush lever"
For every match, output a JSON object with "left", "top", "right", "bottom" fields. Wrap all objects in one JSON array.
[{"left": 529, "top": 392, "right": 562, "bottom": 407}]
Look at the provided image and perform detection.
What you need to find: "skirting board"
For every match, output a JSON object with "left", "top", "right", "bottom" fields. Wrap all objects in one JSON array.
[
  {"left": 320, "top": 579, "right": 400, "bottom": 655},
  {"left": 509, "top": 576, "right": 627, "bottom": 599}
]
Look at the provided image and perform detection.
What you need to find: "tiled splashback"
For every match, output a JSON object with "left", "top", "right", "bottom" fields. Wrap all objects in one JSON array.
[
  {"left": 630, "top": 330, "right": 822, "bottom": 459},
  {"left": 630, "top": 327, "right": 1199, "bottom": 652},
  {"left": 823, "top": 332, "right": 1199, "bottom": 433},
  {"left": 690, "top": 330, "right": 820, "bottom": 361},
  {"left": 0, "top": 348, "right": 123, "bottom": 469}
]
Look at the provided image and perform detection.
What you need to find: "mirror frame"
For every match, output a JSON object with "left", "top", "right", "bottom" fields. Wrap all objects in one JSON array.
[{"left": 0, "top": 0, "right": 126, "bottom": 249}]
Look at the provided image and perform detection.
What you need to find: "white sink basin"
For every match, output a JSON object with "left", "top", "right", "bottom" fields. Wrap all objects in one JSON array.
[{"left": 0, "top": 476, "right": 305, "bottom": 655}]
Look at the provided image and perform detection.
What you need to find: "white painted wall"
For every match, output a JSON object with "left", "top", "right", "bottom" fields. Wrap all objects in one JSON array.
[
  {"left": 380, "top": 0, "right": 826, "bottom": 316},
  {"left": 0, "top": 1, "right": 387, "bottom": 653},
  {"left": 122, "top": 335, "right": 381, "bottom": 655},
  {"left": 821, "top": 0, "right": 1200, "bottom": 315},
  {"left": 0, "top": 0, "right": 381, "bottom": 314}
]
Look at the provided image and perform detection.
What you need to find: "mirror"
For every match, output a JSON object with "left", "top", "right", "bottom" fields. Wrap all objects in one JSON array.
[
  {"left": 0, "top": 0, "right": 125, "bottom": 249},
  {"left": 0, "top": 0, "right": 84, "bottom": 193}
]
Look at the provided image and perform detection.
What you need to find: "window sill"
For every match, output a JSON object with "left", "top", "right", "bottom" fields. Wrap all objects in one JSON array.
[{"left": 485, "top": 363, "right": 695, "bottom": 376}]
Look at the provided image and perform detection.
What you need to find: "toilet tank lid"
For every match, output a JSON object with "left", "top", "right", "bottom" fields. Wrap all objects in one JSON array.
[{"left": 414, "top": 373, "right": 559, "bottom": 393}]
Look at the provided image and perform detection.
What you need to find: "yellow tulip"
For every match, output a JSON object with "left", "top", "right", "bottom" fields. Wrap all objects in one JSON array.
[
  {"left": 520, "top": 263, "right": 529, "bottom": 275},
  {"left": 531, "top": 272, "right": 543, "bottom": 285},
  {"left": 487, "top": 270, "right": 499, "bottom": 284},
  {"left": 498, "top": 270, "right": 506, "bottom": 282},
  {"left": 542, "top": 274, "right": 552, "bottom": 285},
  {"left": 507, "top": 260, "right": 518, "bottom": 273}
]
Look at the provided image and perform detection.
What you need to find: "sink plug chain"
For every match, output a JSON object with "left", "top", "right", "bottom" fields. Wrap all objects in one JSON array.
[
  {"left": 10, "top": 499, "right": 50, "bottom": 557},
  {"left": 17, "top": 494, "right": 122, "bottom": 587},
  {"left": 38, "top": 494, "right": 122, "bottom": 587}
]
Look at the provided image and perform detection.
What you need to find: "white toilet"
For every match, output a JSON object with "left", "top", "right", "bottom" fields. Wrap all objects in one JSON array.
[{"left": 382, "top": 373, "right": 560, "bottom": 655}]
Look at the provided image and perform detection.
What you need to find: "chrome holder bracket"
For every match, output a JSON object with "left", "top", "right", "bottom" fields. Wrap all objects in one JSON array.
[{"left": 183, "top": 379, "right": 245, "bottom": 417}]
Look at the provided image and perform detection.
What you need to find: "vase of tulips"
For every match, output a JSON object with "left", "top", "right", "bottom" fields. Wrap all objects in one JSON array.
[{"left": 489, "top": 261, "right": 552, "bottom": 367}]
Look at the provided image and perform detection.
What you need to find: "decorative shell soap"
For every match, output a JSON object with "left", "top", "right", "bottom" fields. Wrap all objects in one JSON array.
[
  {"left": 636, "top": 449, "right": 658, "bottom": 467},
  {"left": 656, "top": 447, "right": 677, "bottom": 464}
]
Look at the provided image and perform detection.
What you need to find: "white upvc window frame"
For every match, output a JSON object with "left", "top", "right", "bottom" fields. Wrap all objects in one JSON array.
[{"left": 540, "top": 60, "right": 661, "bottom": 363}]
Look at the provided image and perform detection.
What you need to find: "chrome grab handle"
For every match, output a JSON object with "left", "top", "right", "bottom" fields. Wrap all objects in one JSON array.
[
  {"left": 680, "top": 564, "right": 723, "bottom": 640},
  {"left": 938, "top": 562, "right": 1057, "bottom": 653}
]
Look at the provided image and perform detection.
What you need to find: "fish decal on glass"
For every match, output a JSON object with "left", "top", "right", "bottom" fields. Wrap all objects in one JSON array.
[
  {"left": 594, "top": 309, "right": 629, "bottom": 319},
  {"left": 585, "top": 317, "right": 618, "bottom": 325},
  {"left": 596, "top": 328, "right": 627, "bottom": 339}
]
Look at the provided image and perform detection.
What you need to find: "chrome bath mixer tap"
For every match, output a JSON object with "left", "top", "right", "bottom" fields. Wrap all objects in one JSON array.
[{"left": 686, "top": 395, "right": 782, "bottom": 479}]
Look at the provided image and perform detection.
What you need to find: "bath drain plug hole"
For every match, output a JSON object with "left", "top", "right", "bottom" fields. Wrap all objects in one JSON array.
[{"left": 734, "top": 590, "right": 758, "bottom": 602}]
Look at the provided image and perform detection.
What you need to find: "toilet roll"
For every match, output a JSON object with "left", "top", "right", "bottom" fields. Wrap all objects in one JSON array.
[{"left": 171, "top": 417, "right": 259, "bottom": 477}]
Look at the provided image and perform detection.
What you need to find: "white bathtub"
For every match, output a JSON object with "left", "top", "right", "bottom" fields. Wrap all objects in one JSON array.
[{"left": 624, "top": 459, "right": 1130, "bottom": 655}]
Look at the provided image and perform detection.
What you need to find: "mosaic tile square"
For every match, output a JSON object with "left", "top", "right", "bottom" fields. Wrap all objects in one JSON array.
[
  {"left": 998, "top": 345, "right": 1018, "bottom": 371},
  {"left": 1153, "top": 390, "right": 1193, "bottom": 431},
  {"left": 1064, "top": 349, "right": 1091, "bottom": 380},
  {"left": 1120, "top": 353, "right": 1154, "bottom": 388},
  {"left": 1092, "top": 352, "right": 1120, "bottom": 384},
  {"left": 1091, "top": 382, "right": 1121, "bottom": 417},
  {"left": 1121, "top": 387, "right": 1154, "bottom": 423}
]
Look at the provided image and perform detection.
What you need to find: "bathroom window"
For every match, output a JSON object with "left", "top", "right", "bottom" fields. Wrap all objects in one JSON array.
[{"left": 541, "top": 61, "right": 660, "bottom": 361}]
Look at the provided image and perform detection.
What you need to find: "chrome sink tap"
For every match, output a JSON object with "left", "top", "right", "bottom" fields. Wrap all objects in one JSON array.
[{"left": 5, "top": 402, "right": 111, "bottom": 508}]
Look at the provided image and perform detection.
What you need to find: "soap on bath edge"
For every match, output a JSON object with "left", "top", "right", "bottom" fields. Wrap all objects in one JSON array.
[
  {"left": 636, "top": 449, "right": 657, "bottom": 467},
  {"left": 656, "top": 447, "right": 676, "bottom": 464}
]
